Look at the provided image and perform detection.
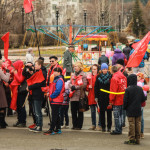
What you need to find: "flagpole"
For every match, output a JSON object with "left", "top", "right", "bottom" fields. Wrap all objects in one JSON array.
[{"left": 31, "top": 6, "right": 41, "bottom": 57}]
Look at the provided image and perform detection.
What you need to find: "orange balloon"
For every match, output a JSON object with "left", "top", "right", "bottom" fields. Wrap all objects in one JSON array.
[{"left": 50, "top": 74, "right": 54, "bottom": 83}]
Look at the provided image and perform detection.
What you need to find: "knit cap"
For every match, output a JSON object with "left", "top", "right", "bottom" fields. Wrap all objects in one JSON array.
[{"left": 101, "top": 63, "right": 108, "bottom": 70}]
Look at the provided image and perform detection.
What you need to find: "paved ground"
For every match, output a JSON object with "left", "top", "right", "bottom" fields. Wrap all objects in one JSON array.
[{"left": 1, "top": 94, "right": 150, "bottom": 150}]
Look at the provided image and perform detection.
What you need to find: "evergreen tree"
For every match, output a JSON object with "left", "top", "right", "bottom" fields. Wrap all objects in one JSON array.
[{"left": 132, "top": 0, "right": 146, "bottom": 37}]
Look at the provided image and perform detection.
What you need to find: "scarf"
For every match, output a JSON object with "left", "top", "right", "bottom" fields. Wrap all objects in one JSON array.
[{"left": 98, "top": 72, "right": 111, "bottom": 84}]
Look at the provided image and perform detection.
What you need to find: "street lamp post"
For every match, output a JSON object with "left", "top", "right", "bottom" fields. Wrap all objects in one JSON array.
[
  {"left": 73, "top": 20, "right": 75, "bottom": 38},
  {"left": 55, "top": 7, "right": 59, "bottom": 33},
  {"left": 101, "top": 11, "right": 105, "bottom": 26},
  {"left": 83, "top": 9, "right": 87, "bottom": 31},
  {"left": 119, "top": 13, "right": 121, "bottom": 32},
  {"left": 136, "top": 18, "right": 139, "bottom": 37},
  {"left": 22, "top": 7, "right": 24, "bottom": 34}
]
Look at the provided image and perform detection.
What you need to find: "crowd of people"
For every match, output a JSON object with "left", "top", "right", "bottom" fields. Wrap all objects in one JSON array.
[{"left": 0, "top": 44, "right": 149, "bottom": 145}]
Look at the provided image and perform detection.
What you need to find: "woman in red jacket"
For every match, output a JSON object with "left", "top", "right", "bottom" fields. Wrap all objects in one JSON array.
[{"left": 87, "top": 64, "right": 101, "bottom": 130}]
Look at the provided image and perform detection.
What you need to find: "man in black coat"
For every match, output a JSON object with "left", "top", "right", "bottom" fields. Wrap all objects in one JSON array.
[
  {"left": 124, "top": 74, "right": 146, "bottom": 145},
  {"left": 98, "top": 52, "right": 109, "bottom": 66},
  {"left": 123, "top": 43, "right": 131, "bottom": 60}
]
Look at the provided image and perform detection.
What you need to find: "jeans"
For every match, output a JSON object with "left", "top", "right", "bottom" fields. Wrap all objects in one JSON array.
[
  {"left": 141, "top": 107, "right": 144, "bottom": 133},
  {"left": 17, "top": 92, "right": 27, "bottom": 123},
  {"left": 33, "top": 100, "right": 43, "bottom": 127},
  {"left": 113, "top": 105, "right": 123, "bottom": 133},
  {"left": 60, "top": 105, "right": 69, "bottom": 126},
  {"left": 90, "top": 105, "right": 101, "bottom": 126},
  {"left": 122, "top": 110, "right": 126, "bottom": 126}
]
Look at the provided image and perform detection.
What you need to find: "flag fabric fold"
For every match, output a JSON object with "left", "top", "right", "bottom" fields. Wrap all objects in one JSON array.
[
  {"left": 1, "top": 32, "right": 9, "bottom": 59},
  {"left": 23, "top": 0, "right": 34, "bottom": 13},
  {"left": 126, "top": 32, "right": 150, "bottom": 68}
]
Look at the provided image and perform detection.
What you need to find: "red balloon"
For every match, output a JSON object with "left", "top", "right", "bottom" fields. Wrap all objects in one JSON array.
[{"left": 143, "top": 85, "right": 149, "bottom": 91}]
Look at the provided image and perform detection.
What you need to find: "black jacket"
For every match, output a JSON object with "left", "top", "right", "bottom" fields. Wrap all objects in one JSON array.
[
  {"left": 28, "top": 69, "right": 46, "bottom": 101},
  {"left": 94, "top": 72, "right": 112, "bottom": 111},
  {"left": 123, "top": 46, "right": 131, "bottom": 60},
  {"left": 123, "top": 74, "right": 146, "bottom": 117},
  {"left": 98, "top": 55, "right": 109, "bottom": 65}
]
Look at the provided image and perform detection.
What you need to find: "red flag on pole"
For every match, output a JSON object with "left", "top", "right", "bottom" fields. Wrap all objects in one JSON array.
[
  {"left": 23, "top": 0, "right": 34, "bottom": 13},
  {"left": 1, "top": 32, "right": 9, "bottom": 59},
  {"left": 126, "top": 32, "right": 150, "bottom": 68}
]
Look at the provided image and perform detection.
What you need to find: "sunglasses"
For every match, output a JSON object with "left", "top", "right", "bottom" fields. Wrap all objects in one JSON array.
[{"left": 50, "top": 61, "right": 54, "bottom": 63}]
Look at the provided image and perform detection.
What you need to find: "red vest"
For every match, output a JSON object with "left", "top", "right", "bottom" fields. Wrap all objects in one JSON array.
[
  {"left": 47, "top": 63, "right": 63, "bottom": 85},
  {"left": 49, "top": 77, "right": 65, "bottom": 104}
]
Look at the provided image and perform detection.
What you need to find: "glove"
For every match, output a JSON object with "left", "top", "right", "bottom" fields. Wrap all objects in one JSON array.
[
  {"left": 95, "top": 98, "right": 98, "bottom": 103},
  {"left": 6, "top": 69, "right": 10, "bottom": 73},
  {"left": 71, "top": 85, "right": 76, "bottom": 91}
]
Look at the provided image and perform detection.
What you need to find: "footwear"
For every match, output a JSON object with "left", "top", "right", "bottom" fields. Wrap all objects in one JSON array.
[
  {"left": 71, "top": 127, "right": 76, "bottom": 130},
  {"left": 44, "top": 129, "right": 55, "bottom": 135},
  {"left": 61, "top": 125, "right": 66, "bottom": 129},
  {"left": 55, "top": 129, "right": 62, "bottom": 134},
  {"left": 13, "top": 122, "right": 26, "bottom": 127},
  {"left": 124, "top": 140, "right": 136, "bottom": 145},
  {"left": 107, "top": 129, "right": 111, "bottom": 132},
  {"left": 102, "top": 128, "right": 106, "bottom": 132},
  {"left": 110, "top": 130, "right": 122, "bottom": 135},
  {"left": 135, "top": 140, "right": 140, "bottom": 145},
  {"left": 0, "top": 113, "right": 7, "bottom": 129},
  {"left": 30, "top": 126, "right": 42, "bottom": 132},
  {"left": 65, "top": 126, "right": 69, "bottom": 129},
  {"left": 95, "top": 126, "right": 102, "bottom": 131},
  {"left": 141, "top": 133, "right": 144, "bottom": 139},
  {"left": 88, "top": 126, "right": 96, "bottom": 130},
  {"left": 28, "top": 124, "right": 36, "bottom": 129},
  {"left": 74, "top": 128, "right": 81, "bottom": 130}
]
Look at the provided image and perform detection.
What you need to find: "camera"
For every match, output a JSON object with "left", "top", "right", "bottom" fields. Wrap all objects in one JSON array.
[{"left": 26, "top": 66, "right": 34, "bottom": 72}]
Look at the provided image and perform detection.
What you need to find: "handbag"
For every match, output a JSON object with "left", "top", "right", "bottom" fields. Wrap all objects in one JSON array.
[
  {"left": 18, "top": 80, "right": 27, "bottom": 94},
  {"left": 79, "top": 86, "right": 89, "bottom": 112}
]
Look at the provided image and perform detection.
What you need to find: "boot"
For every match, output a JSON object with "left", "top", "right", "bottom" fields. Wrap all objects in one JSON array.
[{"left": 0, "top": 113, "right": 6, "bottom": 129}]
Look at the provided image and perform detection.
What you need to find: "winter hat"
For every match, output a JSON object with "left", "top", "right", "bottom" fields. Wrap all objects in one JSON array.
[
  {"left": 116, "top": 59, "right": 124, "bottom": 66},
  {"left": 101, "top": 63, "right": 108, "bottom": 70},
  {"left": 127, "top": 74, "right": 137, "bottom": 87},
  {"left": 136, "top": 72, "right": 144, "bottom": 79}
]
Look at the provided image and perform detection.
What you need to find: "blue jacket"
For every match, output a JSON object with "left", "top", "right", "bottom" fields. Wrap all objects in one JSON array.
[
  {"left": 50, "top": 75, "right": 63, "bottom": 99},
  {"left": 129, "top": 49, "right": 148, "bottom": 68}
]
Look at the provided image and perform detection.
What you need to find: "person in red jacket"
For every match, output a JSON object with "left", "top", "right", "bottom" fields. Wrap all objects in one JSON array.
[
  {"left": 109, "top": 65, "right": 127, "bottom": 135},
  {"left": 47, "top": 56, "right": 63, "bottom": 86},
  {"left": 10, "top": 60, "right": 27, "bottom": 127},
  {"left": 44, "top": 67, "right": 65, "bottom": 135},
  {"left": 87, "top": 64, "right": 101, "bottom": 130}
]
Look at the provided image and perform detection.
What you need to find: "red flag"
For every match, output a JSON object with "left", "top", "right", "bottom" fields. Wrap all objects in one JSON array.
[
  {"left": 127, "top": 32, "right": 150, "bottom": 67},
  {"left": 1, "top": 32, "right": 9, "bottom": 59},
  {"left": 23, "top": 0, "right": 34, "bottom": 13},
  {"left": 27, "top": 69, "right": 45, "bottom": 86}
]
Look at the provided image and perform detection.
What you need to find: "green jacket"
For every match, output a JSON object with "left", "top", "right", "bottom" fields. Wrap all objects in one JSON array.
[{"left": 63, "top": 50, "right": 73, "bottom": 73}]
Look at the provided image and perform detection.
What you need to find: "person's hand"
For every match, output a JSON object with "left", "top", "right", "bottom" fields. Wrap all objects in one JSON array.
[
  {"left": 89, "top": 85, "right": 92, "bottom": 89},
  {"left": 26, "top": 86, "right": 29, "bottom": 91},
  {"left": 5, "top": 83, "right": 9, "bottom": 87},
  {"left": 71, "top": 85, "right": 76, "bottom": 91},
  {"left": 95, "top": 98, "right": 98, "bottom": 103},
  {"left": 14, "top": 70, "right": 17, "bottom": 74}
]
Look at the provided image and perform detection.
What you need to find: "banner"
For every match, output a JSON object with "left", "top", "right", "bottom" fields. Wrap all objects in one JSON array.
[{"left": 127, "top": 32, "right": 150, "bottom": 67}]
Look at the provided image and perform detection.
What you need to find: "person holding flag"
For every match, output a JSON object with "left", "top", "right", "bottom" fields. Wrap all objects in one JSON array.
[
  {"left": 127, "top": 32, "right": 150, "bottom": 73},
  {"left": 27, "top": 59, "right": 46, "bottom": 132}
]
